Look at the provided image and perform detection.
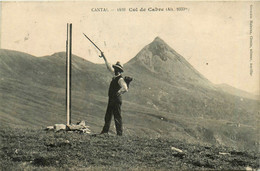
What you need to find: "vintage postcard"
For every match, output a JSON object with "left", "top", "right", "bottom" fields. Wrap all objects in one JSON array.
[{"left": 0, "top": 1, "right": 259, "bottom": 170}]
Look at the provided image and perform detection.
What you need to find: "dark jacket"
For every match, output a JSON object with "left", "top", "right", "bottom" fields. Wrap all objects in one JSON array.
[{"left": 108, "top": 75, "right": 123, "bottom": 101}]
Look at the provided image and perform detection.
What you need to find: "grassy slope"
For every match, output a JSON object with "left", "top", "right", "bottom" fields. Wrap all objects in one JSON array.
[{"left": 0, "top": 126, "right": 259, "bottom": 170}]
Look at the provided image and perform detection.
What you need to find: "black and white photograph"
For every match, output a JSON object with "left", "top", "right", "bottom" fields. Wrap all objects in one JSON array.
[{"left": 0, "top": 1, "right": 259, "bottom": 170}]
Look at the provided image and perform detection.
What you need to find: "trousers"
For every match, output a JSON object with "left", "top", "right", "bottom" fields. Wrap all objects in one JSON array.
[{"left": 101, "top": 97, "right": 122, "bottom": 135}]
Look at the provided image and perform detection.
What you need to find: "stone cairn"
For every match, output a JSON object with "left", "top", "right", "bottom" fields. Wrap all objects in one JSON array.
[{"left": 45, "top": 120, "right": 91, "bottom": 134}]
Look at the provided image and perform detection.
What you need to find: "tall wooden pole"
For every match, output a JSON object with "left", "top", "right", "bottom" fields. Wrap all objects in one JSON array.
[{"left": 66, "top": 23, "right": 72, "bottom": 125}]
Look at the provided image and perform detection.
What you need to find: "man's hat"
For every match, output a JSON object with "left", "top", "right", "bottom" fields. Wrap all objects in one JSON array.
[{"left": 112, "top": 61, "right": 124, "bottom": 72}]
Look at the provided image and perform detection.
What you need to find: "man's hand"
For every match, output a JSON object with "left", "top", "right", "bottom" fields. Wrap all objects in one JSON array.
[
  {"left": 116, "top": 92, "right": 121, "bottom": 97},
  {"left": 99, "top": 52, "right": 105, "bottom": 58}
]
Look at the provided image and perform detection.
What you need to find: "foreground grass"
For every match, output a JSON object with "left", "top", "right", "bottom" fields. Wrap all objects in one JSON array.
[{"left": 0, "top": 126, "right": 259, "bottom": 170}]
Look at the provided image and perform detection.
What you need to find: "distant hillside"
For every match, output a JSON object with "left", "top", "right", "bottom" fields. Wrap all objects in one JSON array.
[
  {"left": 0, "top": 49, "right": 110, "bottom": 127},
  {"left": 0, "top": 37, "right": 259, "bottom": 150},
  {"left": 216, "top": 83, "right": 259, "bottom": 100}
]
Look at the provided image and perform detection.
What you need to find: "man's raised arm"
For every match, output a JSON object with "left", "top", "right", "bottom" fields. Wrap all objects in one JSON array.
[{"left": 100, "top": 52, "right": 114, "bottom": 75}]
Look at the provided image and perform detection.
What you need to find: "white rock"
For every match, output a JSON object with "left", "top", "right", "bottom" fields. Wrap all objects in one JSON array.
[
  {"left": 245, "top": 166, "right": 253, "bottom": 171},
  {"left": 54, "top": 124, "right": 67, "bottom": 131},
  {"left": 45, "top": 126, "right": 54, "bottom": 130},
  {"left": 171, "top": 147, "right": 183, "bottom": 153},
  {"left": 82, "top": 129, "right": 91, "bottom": 134},
  {"left": 77, "top": 120, "right": 86, "bottom": 126},
  {"left": 219, "top": 152, "right": 231, "bottom": 155},
  {"left": 67, "top": 124, "right": 85, "bottom": 130}
]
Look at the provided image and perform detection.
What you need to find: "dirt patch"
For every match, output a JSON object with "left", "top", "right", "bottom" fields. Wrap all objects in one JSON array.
[{"left": 32, "top": 156, "right": 58, "bottom": 167}]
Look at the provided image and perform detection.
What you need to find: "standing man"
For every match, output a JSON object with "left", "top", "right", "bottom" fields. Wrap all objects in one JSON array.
[{"left": 100, "top": 52, "right": 128, "bottom": 136}]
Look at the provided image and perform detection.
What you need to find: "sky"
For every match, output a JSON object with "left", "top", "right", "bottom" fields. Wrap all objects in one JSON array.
[{"left": 0, "top": 1, "right": 259, "bottom": 95}]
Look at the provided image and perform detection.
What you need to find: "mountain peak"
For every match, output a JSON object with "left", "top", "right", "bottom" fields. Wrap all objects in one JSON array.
[
  {"left": 150, "top": 36, "right": 169, "bottom": 50},
  {"left": 153, "top": 36, "right": 164, "bottom": 42},
  {"left": 130, "top": 37, "right": 176, "bottom": 64},
  {"left": 126, "top": 37, "right": 210, "bottom": 85}
]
